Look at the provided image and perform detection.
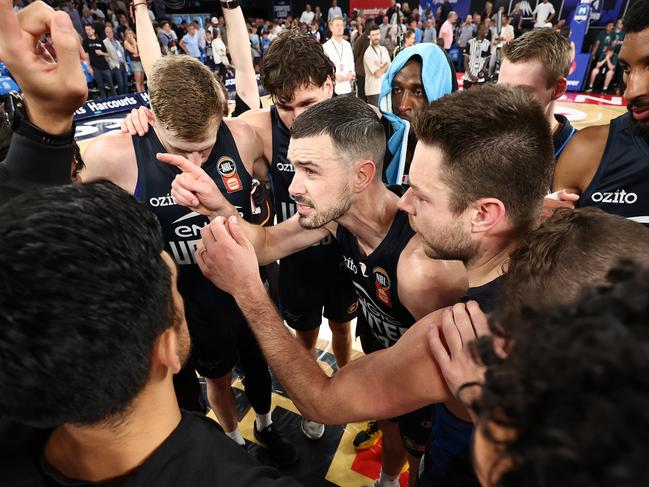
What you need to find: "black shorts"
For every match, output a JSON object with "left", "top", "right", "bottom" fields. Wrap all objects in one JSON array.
[
  {"left": 279, "top": 243, "right": 357, "bottom": 331},
  {"left": 359, "top": 320, "right": 433, "bottom": 456},
  {"left": 181, "top": 280, "right": 265, "bottom": 379}
]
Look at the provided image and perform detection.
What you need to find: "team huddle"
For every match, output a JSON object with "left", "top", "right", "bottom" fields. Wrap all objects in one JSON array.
[{"left": 1, "top": 0, "right": 649, "bottom": 486}]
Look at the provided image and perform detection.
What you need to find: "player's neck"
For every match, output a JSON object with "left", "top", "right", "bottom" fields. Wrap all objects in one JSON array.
[
  {"left": 43, "top": 375, "right": 181, "bottom": 484},
  {"left": 465, "top": 239, "right": 517, "bottom": 288},
  {"left": 338, "top": 182, "right": 399, "bottom": 255},
  {"left": 547, "top": 102, "right": 560, "bottom": 133}
]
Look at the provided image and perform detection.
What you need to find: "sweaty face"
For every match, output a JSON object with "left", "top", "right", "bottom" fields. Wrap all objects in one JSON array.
[
  {"left": 392, "top": 59, "right": 426, "bottom": 122},
  {"left": 399, "top": 143, "right": 478, "bottom": 263},
  {"left": 497, "top": 59, "right": 555, "bottom": 116},
  {"left": 274, "top": 81, "right": 333, "bottom": 129},
  {"left": 287, "top": 134, "right": 352, "bottom": 229},
  {"left": 619, "top": 29, "right": 649, "bottom": 140},
  {"left": 156, "top": 118, "right": 219, "bottom": 165}
]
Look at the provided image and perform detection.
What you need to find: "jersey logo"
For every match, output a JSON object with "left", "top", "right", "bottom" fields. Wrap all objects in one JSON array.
[
  {"left": 217, "top": 156, "right": 243, "bottom": 193},
  {"left": 373, "top": 267, "right": 392, "bottom": 307},
  {"left": 590, "top": 190, "right": 638, "bottom": 205}
]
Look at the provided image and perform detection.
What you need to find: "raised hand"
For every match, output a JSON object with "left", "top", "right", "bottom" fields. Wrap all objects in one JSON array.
[{"left": 0, "top": 0, "right": 87, "bottom": 134}]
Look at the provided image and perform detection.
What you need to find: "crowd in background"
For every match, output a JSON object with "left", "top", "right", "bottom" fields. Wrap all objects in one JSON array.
[{"left": 6, "top": 0, "right": 626, "bottom": 101}]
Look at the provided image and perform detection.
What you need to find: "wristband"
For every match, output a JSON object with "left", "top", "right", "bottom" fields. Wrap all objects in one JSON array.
[{"left": 220, "top": 0, "right": 242, "bottom": 9}]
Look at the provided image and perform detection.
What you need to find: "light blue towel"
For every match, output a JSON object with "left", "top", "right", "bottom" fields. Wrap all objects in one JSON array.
[{"left": 379, "top": 44, "right": 454, "bottom": 184}]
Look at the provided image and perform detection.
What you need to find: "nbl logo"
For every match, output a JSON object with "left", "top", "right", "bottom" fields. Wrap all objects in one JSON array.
[
  {"left": 373, "top": 267, "right": 392, "bottom": 307},
  {"left": 217, "top": 158, "right": 236, "bottom": 178}
]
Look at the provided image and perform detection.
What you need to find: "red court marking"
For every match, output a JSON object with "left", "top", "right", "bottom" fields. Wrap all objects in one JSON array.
[{"left": 351, "top": 439, "right": 409, "bottom": 487}]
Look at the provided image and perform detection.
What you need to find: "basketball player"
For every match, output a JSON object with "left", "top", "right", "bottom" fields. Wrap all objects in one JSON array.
[
  {"left": 553, "top": 0, "right": 649, "bottom": 224},
  {"left": 80, "top": 53, "right": 298, "bottom": 464},
  {"left": 123, "top": 29, "right": 359, "bottom": 442},
  {"left": 193, "top": 85, "right": 553, "bottom": 486},
  {"left": 497, "top": 28, "right": 577, "bottom": 159},
  {"left": 165, "top": 96, "right": 467, "bottom": 487}
]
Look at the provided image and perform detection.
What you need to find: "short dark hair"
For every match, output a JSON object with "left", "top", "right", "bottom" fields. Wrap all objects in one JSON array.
[
  {"left": 369, "top": 25, "right": 381, "bottom": 33},
  {"left": 413, "top": 84, "right": 553, "bottom": 237},
  {"left": 623, "top": 0, "right": 649, "bottom": 33},
  {"left": 261, "top": 29, "right": 335, "bottom": 105},
  {"left": 475, "top": 263, "right": 649, "bottom": 487},
  {"left": 496, "top": 207, "right": 649, "bottom": 336},
  {"left": 0, "top": 182, "right": 175, "bottom": 428},
  {"left": 291, "top": 96, "right": 386, "bottom": 170}
]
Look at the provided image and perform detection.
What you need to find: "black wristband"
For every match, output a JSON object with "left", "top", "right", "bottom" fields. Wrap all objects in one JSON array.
[
  {"left": 15, "top": 118, "right": 75, "bottom": 147},
  {"left": 220, "top": 0, "right": 242, "bottom": 9}
]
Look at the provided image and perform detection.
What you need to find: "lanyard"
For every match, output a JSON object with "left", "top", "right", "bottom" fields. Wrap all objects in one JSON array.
[
  {"left": 332, "top": 39, "right": 344, "bottom": 63},
  {"left": 371, "top": 45, "right": 383, "bottom": 65}
]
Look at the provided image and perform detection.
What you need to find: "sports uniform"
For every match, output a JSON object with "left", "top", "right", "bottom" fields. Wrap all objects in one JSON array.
[
  {"left": 133, "top": 123, "right": 271, "bottom": 416},
  {"left": 579, "top": 113, "right": 649, "bottom": 226}
]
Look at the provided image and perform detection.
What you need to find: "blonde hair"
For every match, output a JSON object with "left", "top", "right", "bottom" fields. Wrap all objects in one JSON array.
[{"left": 148, "top": 55, "right": 225, "bottom": 140}]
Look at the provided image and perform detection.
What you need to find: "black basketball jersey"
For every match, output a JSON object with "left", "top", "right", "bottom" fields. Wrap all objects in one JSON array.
[
  {"left": 336, "top": 210, "right": 416, "bottom": 348},
  {"left": 580, "top": 112, "right": 649, "bottom": 225},
  {"left": 132, "top": 123, "right": 253, "bottom": 318},
  {"left": 553, "top": 114, "right": 576, "bottom": 159}
]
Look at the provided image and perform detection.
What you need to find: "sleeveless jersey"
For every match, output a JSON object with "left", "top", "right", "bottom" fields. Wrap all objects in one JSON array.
[
  {"left": 581, "top": 112, "right": 649, "bottom": 225},
  {"left": 420, "top": 275, "right": 505, "bottom": 487},
  {"left": 335, "top": 209, "right": 416, "bottom": 348},
  {"left": 133, "top": 123, "right": 253, "bottom": 321},
  {"left": 553, "top": 113, "right": 576, "bottom": 159}
]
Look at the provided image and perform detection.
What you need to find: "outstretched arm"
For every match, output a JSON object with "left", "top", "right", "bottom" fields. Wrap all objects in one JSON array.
[
  {"left": 222, "top": 5, "right": 260, "bottom": 110},
  {"left": 197, "top": 216, "right": 456, "bottom": 423},
  {"left": 133, "top": 1, "right": 161, "bottom": 76}
]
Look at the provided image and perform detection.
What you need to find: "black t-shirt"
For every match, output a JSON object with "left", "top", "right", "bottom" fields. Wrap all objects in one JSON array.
[
  {"left": 82, "top": 37, "right": 109, "bottom": 70},
  {"left": 461, "top": 274, "right": 505, "bottom": 313},
  {"left": 0, "top": 411, "right": 302, "bottom": 487}
]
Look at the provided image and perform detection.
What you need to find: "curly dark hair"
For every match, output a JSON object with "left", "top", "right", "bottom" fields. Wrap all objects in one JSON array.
[
  {"left": 623, "top": 0, "right": 649, "bottom": 34},
  {"left": 260, "top": 29, "right": 335, "bottom": 104},
  {"left": 0, "top": 182, "right": 176, "bottom": 428},
  {"left": 496, "top": 207, "right": 649, "bottom": 337},
  {"left": 473, "top": 262, "right": 649, "bottom": 487}
]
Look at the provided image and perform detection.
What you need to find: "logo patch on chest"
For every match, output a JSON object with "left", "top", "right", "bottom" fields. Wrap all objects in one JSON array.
[
  {"left": 217, "top": 156, "right": 243, "bottom": 193},
  {"left": 373, "top": 267, "right": 392, "bottom": 307}
]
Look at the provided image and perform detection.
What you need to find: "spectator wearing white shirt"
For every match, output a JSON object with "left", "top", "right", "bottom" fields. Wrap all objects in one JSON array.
[
  {"left": 323, "top": 17, "right": 356, "bottom": 95},
  {"left": 328, "top": 0, "right": 343, "bottom": 22},
  {"left": 300, "top": 4, "right": 315, "bottom": 25},
  {"left": 212, "top": 28, "right": 230, "bottom": 81},
  {"left": 533, "top": 0, "right": 555, "bottom": 28},
  {"left": 364, "top": 25, "right": 391, "bottom": 106},
  {"left": 103, "top": 24, "right": 129, "bottom": 94}
]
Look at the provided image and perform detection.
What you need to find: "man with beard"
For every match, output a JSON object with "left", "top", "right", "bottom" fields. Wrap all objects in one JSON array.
[
  {"left": 553, "top": 0, "right": 649, "bottom": 225},
  {"left": 0, "top": 183, "right": 299, "bottom": 487},
  {"left": 166, "top": 96, "right": 467, "bottom": 487}
]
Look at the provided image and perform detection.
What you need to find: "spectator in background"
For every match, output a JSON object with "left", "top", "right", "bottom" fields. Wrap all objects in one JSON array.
[
  {"left": 379, "top": 15, "right": 391, "bottom": 40},
  {"left": 104, "top": 24, "right": 129, "bottom": 95},
  {"left": 116, "top": 13, "right": 130, "bottom": 41},
  {"left": 62, "top": 0, "right": 83, "bottom": 35},
  {"left": 193, "top": 20, "right": 207, "bottom": 53},
  {"left": 83, "top": 24, "right": 114, "bottom": 99},
  {"left": 249, "top": 26, "right": 262, "bottom": 64},
  {"left": 439, "top": 11, "right": 457, "bottom": 51},
  {"left": 159, "top": 20, "right": 179, "bottom": 55},
  {"left": 212, "top": 28, "right": 230, "bottom": 81},
  {"left": 590, "top": 21, "right": 617, "bottom": 61},
  {"left": 437, "top": 0, "right": 453, "bottom": 24},
  {"left": 207, "top": 16, "right": 220, "bottom": 38},
  {"left": 364, "top": 25, "right": 391, "bottom": 106},
  {"left": 205, "top": 30, "right": 216, "bottom": 70},
  {"left": 180, "top": 23, "right": 202, "bottom": 60},
  {"left": 586, "top": 46, "right": 618, "bottom": 92},
  {"left": 533, "top": 0, "right": 555, "bottom": 28},
  {"left": 402, "top": 29, "right": 416, "bottom": 50},
  {"left": 323, "top": 16, "right": 356, "bottom": 96},
  {"left": 89, "top": 0, "right": 105, "bottom": 20},
  {"left": 463, "top": 25, "right": 491, "bottom": 88},
  {"left": 482, "top": 0, "right": 494, "bottom": 22},
  {"left": 510, "top": 2, "right": 523, "bottom": 37},
  {"left": 382, "top": 26, "right": 396, "bottom": 55},
  {"left": 409, "top": 19, "right": 423, "bottom": 43},
  {"left": 81, "top": 6, "right": 94, "bottom": 27},
  {"left": 261, "top": 30, "right": 271, "bottom": 55},
  {"left": 457, "top": 14, "right": 476, "bottom": 50},
  {"left": 354, "top": 17, "right": 374, "bottom": 101},
  {"left": 423, "top": 17, "right": 437, "bottom": 43},
  {"left": 328, "top": 0, "right": 343, "bottom": 22},
  {"left": 124, "top": 29, "right": 145, "bottom": 92},
  {"left": 308, "top": 20, "right": 321, "bottom": 42},
  {"left": 314, "top": 5, "right": 323, "bottom": 25},
  {"left": 300, "top": 3, "right": 315, "bottom": 25}
]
